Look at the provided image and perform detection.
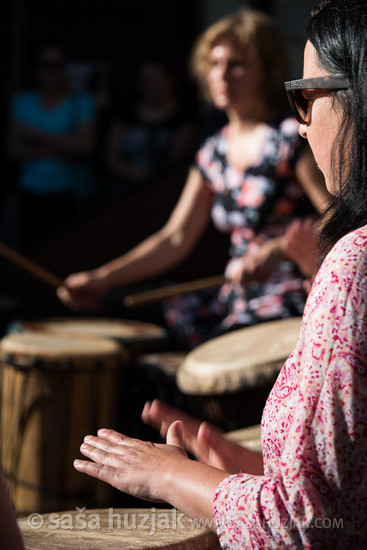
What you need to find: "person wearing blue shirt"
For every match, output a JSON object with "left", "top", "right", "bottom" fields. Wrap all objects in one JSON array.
[{"left": 8, "top": 44, "right": 96, "bottom": 247}]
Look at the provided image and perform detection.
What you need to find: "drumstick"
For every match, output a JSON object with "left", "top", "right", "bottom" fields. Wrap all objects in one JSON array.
[
  {"left": 123, "top": 274, "right": 226, "bottom": 308},
  {"left": 0, "top": 241, "right": 64, "bottom": 288}
]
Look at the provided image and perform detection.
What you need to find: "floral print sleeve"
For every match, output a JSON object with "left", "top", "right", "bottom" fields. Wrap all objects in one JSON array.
[{"left": 213, "top": 226, "right": 367, "bottom": 549}]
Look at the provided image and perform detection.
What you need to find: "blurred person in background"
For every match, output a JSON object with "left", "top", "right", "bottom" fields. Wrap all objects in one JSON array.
[
  {"left": 0, "top": 470, "right": 24, "bottom": 549},
  {"left": 106, "top": 58, "right": 198, "bottom": 196},
  {"left": 59, "top": 9, "right": 330, "bottom": 348},
  {"left": 7, "top": 43, "right": 96, "bottom": 248}
]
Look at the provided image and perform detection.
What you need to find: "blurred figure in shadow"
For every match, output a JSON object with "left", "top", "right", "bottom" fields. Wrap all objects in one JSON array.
[
  {"left": 7, "top": 43, "right": 96, "bottom": 249},
  {"left": 106, "top": 58, "right": 198, "bottom": 196},
  {"left": 0, "top": 470, "right": 24, "bottom": 549}
]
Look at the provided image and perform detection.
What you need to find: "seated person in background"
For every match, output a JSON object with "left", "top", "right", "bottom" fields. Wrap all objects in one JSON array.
[
  {"left": 8, "top": 43, "right": 96, "bottom": 248},
  {"left": 106, "top": 58, "right": 198, "bottom": 194},
  {"left": 74, "top": 2, "right": 367, "bottom": 546},
  {"left": 59, "top": 9, "right": 330, "bottom": 349},
  {"left": 0, "top": 470, "right": 24, "bottom": 550}
]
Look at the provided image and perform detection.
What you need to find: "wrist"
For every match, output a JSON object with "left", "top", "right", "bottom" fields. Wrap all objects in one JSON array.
[
  {"left": 158, "top": 454, "right": 188, "bottom": 504},
  {"left": 160, "top": 456, "right": 228, "bottom": 521},
  {"left": 90, "top": 268, "right": 113, "bottom": 294},
  {"left": 271, "top": 236, "right": 287, "bottom": 261}
]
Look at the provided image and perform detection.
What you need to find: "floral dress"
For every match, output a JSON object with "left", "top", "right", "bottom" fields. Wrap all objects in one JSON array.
[
  {"left": 213, "top": 225, "right": 367, "bottom": 549},
  {"left": 164, "top": 117, "right": 313, "bottom": 349}
]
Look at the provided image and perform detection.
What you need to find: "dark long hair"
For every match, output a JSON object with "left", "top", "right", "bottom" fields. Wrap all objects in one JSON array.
[{"left": 307, "top": 0, "right": 367, "bottom": 259}]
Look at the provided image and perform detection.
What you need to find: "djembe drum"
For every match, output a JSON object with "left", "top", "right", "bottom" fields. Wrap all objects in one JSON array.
[
  {"left": 177, "top": 317, "right": 302, "bottom": 431},
  {"left": 0, "top": 331, "right": 126, "bottom": 513},
  {"left": 7, "top": 318, "right": 170, "bottom": 438}
]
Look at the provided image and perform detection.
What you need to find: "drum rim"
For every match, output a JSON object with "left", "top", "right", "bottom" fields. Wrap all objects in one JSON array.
[
  {"left": 9, "top": 317, "right": 169, "bottom": 342},
  {"left": 177, "top": 317, "right": 302, "bottom": 395},
  {"left": 0, "top": 331, "right": 125, "bottom": 368}
]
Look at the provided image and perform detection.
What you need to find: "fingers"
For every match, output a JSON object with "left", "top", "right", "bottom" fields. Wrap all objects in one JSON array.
[
  {"left": 141, "top": 401, "right": 153, "bottom": 425},
  {"left": 141, "top": 399, "right": 181, "bottom": 431},
  {"left": 97, "top": 428, "right": 147, "bottom": 448},
  {"left": 74, "top": 459, "right": 118, "bottom": 484},
  {"left": 166, "top": 421, "right": 187, "bottom": 456},
  {"left": 64, "top": 272, "right": 90, "bottom": 289},
  {"left": 195, "top": 422, "right": 219, "bottom": 462},
  {"left": 78, "top": 430, "right": 155, "bottom": 469},
  {"left": 81, "top": 434, "right": 125, "bottom": 455},
  {"left": 194, "top": 421, "right": 238, "bottom": 470},
  {"left": 56, "top": 286, "right": 81, "bottom": 311}
]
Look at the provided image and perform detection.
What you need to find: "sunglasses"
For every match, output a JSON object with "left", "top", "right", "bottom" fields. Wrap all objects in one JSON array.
[{"left": 284, "top": 76, "right": 349, "bottom": 124}]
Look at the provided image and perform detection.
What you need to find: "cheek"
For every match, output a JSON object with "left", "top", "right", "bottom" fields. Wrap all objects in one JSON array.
[
  {"left": 206, "top": 69, "right": 220, "bottom": 90},
  {"left": 309, "top": 100, "right": 338, "bottom": 165}
]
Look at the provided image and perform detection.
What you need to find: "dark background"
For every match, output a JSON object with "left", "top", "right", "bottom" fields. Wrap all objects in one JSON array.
[{"left": 0, "top": 0, "right": 316, "bottom": 322}]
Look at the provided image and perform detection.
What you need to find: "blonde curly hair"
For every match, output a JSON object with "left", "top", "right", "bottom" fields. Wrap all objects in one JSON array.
[{"left": 191, "top": 8, "right": 288, "bottom": 111}]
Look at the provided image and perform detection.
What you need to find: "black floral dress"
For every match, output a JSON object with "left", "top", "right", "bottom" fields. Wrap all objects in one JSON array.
[{"left": 164, "top": 116, "right": 313, "bottom": 348}]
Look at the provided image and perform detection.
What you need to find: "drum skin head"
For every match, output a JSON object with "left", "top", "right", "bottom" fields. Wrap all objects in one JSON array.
[
  {"left": 0, "top": 331, "right": 125, "bottom": 367},
  {"left": 18, "top": 508, "right": 221, "bottom": 549},
  {"left": 11, "top": 318, "right": 168, "bottom": 343},
  {"left": 177, "top": 317, "right": 302, "bottom": 395}
]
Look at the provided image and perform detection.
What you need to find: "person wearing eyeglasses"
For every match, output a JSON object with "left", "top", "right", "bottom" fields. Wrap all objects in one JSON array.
[
  {"left": 7, "top": 43, "right": 96, "bottom": 248},
  {"left": 58, "top": 9, "right": 328, "bottom": 349},
  {"left": 73, "top": 0, "right": 367, "bottom": 547}
]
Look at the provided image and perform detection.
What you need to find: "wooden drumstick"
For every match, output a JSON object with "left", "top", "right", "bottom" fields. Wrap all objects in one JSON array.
[
  {"left": 0, "top": 241, "right": 64, "bottom": 288},
  {"left": 123, "top": 274, "right": 226, "bottom": 308}
]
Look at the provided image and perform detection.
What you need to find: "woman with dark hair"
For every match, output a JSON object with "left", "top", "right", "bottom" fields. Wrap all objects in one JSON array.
[
  {"left": 59, "top": 8, "right": 328, "bottom": 349},
  {"left": 73, "top": 1, "right": 367, "bottom": 547}
]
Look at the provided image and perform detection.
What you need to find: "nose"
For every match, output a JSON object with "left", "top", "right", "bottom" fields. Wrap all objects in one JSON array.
[
  {"left": 216, "top": 61, "right": 231, "bottom": 81},
  {"left": 298, "top": 123, "right": 307, "bottom": 140}
]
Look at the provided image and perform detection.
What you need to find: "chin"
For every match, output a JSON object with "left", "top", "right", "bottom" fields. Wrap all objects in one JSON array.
[{"left": 212, "top": 98, "right": 229, "bottom": 111}]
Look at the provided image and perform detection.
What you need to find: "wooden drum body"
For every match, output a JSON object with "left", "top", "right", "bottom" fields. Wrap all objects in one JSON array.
[
  {"left": 135, "top": 352, "right": 187, "bottom": 406},
  {"left": 18, "top": 508, "right": 221, "bottom": 549},
  {"left": 0, "top": 332, "right": 126, "bottom": 513},
  {"left": 177, "top": 318, "right": 302, "bottom": 431},
  {"left": 131, "top": 352, "right": 187, "bottom": 439}
]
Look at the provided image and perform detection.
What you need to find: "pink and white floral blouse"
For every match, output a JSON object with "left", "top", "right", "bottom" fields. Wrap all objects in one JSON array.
[{"left": 214, "top": 225, "right": 367, "bottom": 549}]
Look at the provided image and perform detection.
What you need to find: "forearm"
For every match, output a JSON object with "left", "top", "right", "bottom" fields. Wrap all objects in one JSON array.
[
  {"left": 162, "top": 458, "right": 229, "bottom": 530},
  {"left": 95, "top": 228, "right": 192, "bottom": 292}
]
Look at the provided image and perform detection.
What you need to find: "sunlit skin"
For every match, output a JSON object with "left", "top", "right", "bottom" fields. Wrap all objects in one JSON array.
[
  {"left": 298, "top": 41, "right": 343, "bottom": 194},
  {"left": 206, "top": 40, "right": 267, "bottom": 121},
  {"left": 71, "top": 39, "right": 336, "bottom": 532},
  {"left": 58, "top": 38, "right": 329, "bottom": 313}
]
